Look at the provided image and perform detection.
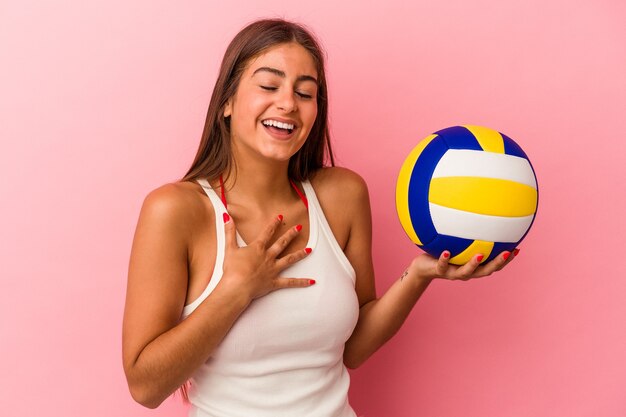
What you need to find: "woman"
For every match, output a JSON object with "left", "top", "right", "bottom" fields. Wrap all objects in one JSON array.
[{"left": 122, "top": 18, "right": 517, "bottom": 417}]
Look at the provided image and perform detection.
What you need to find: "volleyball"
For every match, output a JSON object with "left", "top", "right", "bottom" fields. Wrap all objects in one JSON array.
[{"left": 395, "top": 125, "right": 538, "bottom": 265}]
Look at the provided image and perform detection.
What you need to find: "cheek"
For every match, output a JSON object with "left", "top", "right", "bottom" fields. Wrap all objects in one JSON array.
[
  {"left": 232, "top": 91, "right": 268, "bottom": 126},
  {"left": 298, "top": 97, "right": 317, "bottom": 120},
  {"left": 243, "top": 94, "right": 270, "bottom": 119},
  {"left": 303, "top": 106, "right": 318, "bottom": 131}
]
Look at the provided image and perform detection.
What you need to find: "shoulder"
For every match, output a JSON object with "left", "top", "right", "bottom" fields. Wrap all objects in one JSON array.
[
  {"left": 309, "top": 167, "right": 371, "bottom": 249},
  {"left": 310, "top": 166, "right": 369, "bottom": 204},
  {"left": 139, "top": 180, "right": 212, "bottom": 239},
  {"left": 142, "top": 181, "right": 202, "bottom": 218}
]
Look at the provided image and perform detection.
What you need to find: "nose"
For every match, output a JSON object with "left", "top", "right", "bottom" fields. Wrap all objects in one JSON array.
[{"left": 275, "top": 87, "right": 297, "bottom": 113}]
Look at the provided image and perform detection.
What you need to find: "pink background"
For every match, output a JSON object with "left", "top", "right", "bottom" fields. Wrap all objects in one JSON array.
[{"left": 1, "top": 0, "right": 625, "bottom": 416}]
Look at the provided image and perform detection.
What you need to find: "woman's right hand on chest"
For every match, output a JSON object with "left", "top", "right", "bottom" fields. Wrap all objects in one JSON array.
[{"left": 220, "top": 213, "right": 315, "bottom": 301}]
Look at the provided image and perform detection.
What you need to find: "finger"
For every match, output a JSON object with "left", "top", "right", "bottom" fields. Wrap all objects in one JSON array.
[
  {"left": 451, "top": 253, "right": 484, "bottom": 280},
  {"left": 481, "top": 251, "right": 511, "bottom": 275},
  {"left": 502, "top": 250, "right": 512, "bottom": 265},
  {"left": 435, "top": 251, "right": 451, "bottom": 276},
  {"left": 275, "top": 247, "right": 312, "bottom": 271},
  {"left": 222, "top": 212, "right": 238, "bottom": 250},
  {"left": 493, "top": 248, "right": 520, "bottom": 271},
  {"left": 499, "top": 250, "right": 514, "bottom": 269},
  {"left": 256, "top": 214, "right": 284, "bottom": 248},
  {"left": 273, "top": 277, "right": 316, "bottom": 289},
  {"left": 267, "top": 224, "right": 302, "bottom": 258}
]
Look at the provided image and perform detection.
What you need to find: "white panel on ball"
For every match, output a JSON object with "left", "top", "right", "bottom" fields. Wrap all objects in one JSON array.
[{"left": 429, "top": 203, "right": 535, "bottom": 242}]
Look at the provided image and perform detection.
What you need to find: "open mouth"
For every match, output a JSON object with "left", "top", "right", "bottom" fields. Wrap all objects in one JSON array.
[{"left": 262, "top": 119, "right": 295, "bottom": 135}]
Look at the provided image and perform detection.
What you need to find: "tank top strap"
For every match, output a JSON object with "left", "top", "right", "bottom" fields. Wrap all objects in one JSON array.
[
  {"left": 290, "top": 179, "right": 308, "bottom": 209},
  {"left": 300, "top": 180, "right": 356, "bottom": 279},
  {"left": 197, "top": 178, "right": 227, "bottom": 214},
  {"left": 181, "top": 179, "right": 228, "bottom": 317}
]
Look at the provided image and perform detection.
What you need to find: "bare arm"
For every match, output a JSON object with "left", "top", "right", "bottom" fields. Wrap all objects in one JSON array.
[
  {"left": 339, "top": 171, "right": 517, "bottom": 369},
  {"left": 122, "top": 186, "right": 251, "bottom": 408},
  {"left": 122, "top": 185, "right": 312, "bottom": 408}
]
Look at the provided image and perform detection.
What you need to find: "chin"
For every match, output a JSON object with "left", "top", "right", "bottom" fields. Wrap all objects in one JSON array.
[
  {"left": 260, "top": 143, "right": 304, "bottom": 162},
  {"left": 262, "top": 151, "right": 296, "bottom": 162}
]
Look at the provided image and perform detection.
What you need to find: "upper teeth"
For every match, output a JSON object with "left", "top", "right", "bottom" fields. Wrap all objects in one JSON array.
[{"left": 263, "top": 119, "right": 295, "bottom": 130}]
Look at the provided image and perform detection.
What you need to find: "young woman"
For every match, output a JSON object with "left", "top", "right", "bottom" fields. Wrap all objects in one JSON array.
[{"left": 122, "top": 18, "right": 517, "bottom": 417}]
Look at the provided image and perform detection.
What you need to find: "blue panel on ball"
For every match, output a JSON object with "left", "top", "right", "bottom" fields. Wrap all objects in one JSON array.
[
  {"left": 488, "top": 242, "right": 518, "bottom": 263},
  {"left": 420, "top": 234, "right": 475, "bottom": 259},
  {"left": 434, "top": 126, "right": 482, "bottom": 150},
  {"left": 502, "top": 133, "right": 528, "bottom": 159},
  {"left": 502, "top": 132, "right": 539, "bottom": 228},
  {"left": 407, "top": 137, "right": 448, "bottom": 245}
]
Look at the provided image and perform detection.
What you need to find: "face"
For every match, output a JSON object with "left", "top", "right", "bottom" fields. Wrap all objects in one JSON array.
[{"left": 223, "top": 42, "right": 319, "bottom": 163}]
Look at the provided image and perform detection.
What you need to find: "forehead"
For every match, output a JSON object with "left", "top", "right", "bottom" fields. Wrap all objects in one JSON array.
[{"left": 244, "top": 42, "right": 318, "bottom": 79}]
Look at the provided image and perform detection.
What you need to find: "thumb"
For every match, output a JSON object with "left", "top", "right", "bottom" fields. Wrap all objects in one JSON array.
[
  {"left": 435, "top": 251, "right": 451, "bottom": 276},
  {"left": 222, "top": 212, "right": 237, "bottom": 249}
]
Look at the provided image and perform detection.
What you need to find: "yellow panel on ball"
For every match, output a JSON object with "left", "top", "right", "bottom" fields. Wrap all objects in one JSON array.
[
  {"left": 429, "top": 177, "right": 538, "bottom": 217},
  {"left": 449, "top": 240, "right": 494, "bottom": 265},
  {"left": 463, "top": 125, "right": 505, "bottom": 153},
  {"left": 395, "top": 134, "right": 438, "bottom": 246}
]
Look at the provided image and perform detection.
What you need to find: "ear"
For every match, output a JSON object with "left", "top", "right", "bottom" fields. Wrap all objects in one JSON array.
[{"left": 223, "top": 98, "right": 232, "bottom": 118}]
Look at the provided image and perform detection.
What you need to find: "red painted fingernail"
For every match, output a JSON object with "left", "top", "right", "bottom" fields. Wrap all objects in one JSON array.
[
  {"left": 476, "top": 254, "right": 484, "bottom": 262},
  {"left": 223, "top": 213, "right": 230, "bottom": 223},
  {"left": 503, "top": 251, "right": 511, "bottom": 261},
  {"left": 295, "top": 224, "right": 303, "bottom": 232},
  {"left": 309, "top": 279, "right": 316, "bottom": 285},
  {"left": 443, "top": 251, "right": 450, "bottom": 259},
  {"left": 305, "top": 247, "right": 312, "bottom": 254},
  {"left": 513, "top": 248, "right": 520, "bottom": 256},
  {"left": 277, "top": 214, "right": 283, "bottom": 222}
]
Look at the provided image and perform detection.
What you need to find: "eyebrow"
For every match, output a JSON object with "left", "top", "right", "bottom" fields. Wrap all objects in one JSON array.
[{"left": 252, "top": 66, "right": 318, "bottom": 84}]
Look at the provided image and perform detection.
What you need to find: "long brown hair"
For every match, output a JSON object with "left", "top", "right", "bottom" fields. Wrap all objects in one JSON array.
[
  {"left": 180, "top": 18, "right": 334, "bottom": 184},
  {"left": 177, "top": 18, "right": 333, "bottom": 403}
]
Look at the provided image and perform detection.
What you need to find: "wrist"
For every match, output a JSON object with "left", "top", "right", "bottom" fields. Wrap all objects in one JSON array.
[
  {"left": 402, "top": 266, "right": 433, "bottom": 292},
  {"left": 214, "top": 276, "right": 253, "bottom": 309},
  {"left": 411, "top": 272, "right": 433, "bottom": 289}
]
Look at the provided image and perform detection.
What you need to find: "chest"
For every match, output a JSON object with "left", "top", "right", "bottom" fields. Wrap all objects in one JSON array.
[
  {"left": 228, "top": 202, "right": 311, "bottom": 254},
  {"left": 185, "top": 181, "right": 351, "bottom": 310},
  {"left": 211, "top": 240, "right": 360, "bottom": 362}
]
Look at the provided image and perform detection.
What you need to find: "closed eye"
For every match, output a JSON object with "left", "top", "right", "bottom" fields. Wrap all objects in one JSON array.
[{"left": 261, "top": 85, "right": 313, "bottom": 100}]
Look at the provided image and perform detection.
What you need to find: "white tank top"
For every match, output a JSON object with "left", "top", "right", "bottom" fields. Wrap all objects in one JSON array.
[{"left": 181, "top": 178, "right": 360, "bottom": 417}]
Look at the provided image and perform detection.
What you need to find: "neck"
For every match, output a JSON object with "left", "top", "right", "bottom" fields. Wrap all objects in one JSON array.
[{"left": 221, "top": 150, "right": 297, "bottom": 210}]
